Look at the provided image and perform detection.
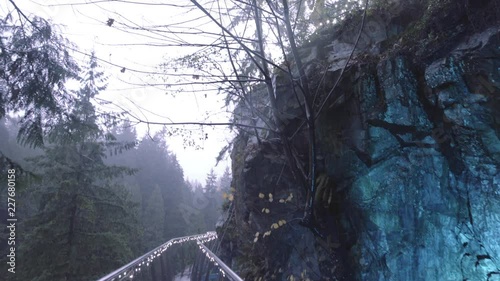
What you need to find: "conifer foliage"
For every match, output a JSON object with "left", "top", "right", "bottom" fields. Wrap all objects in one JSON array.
[
  {"left": 18, "top": 53, "right": 138, "bottom": 281},
  {"left": 0, "top": 16, "right": 79, "bottom": 149}
]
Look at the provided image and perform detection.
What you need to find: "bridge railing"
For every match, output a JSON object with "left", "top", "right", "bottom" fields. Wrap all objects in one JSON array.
[
  {"left": 196, "top": 241, "right": 243, "bottom": 281},
  {"left": 96, "top": 231, "right": 243, "bottom": 281}
]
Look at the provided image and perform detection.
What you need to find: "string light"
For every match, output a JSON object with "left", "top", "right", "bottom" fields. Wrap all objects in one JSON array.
[
  {"left": 195, "top": 237, "right": 234, "bottom": 279},
  {"left": 97, "top": 232, "right": 219, "bottom": 281}
]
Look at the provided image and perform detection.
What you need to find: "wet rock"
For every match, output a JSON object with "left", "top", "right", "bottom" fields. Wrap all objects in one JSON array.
[{"left": 219, "top": 2, "right": 500, "bottom": 280}]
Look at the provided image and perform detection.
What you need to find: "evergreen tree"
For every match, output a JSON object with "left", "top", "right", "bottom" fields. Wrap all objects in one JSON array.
[
  {"left": 18, "top": 53, "right": 138, "bottom": 281},
  {"left": 133, "top": 131, "right": 190, "bottom": 251},
  {"left": 219, "top": 167, "right": 232, "bottom": 194},
  {"left": 0, "top": 16, "right": 79, "bottom": 149},
  {"left": 187, "top": 181, "right": 209, "bottom": 233},
  {"left": 141, "top": 184, "right": 166, "bottom": 250},
  {"left": 106, "top": 120, "right": 141, "bottom": 205},
  {"left": 203, "top": 169, "right": 221, "bottom": 228},
  {"left": 205, "top": 169, "right": 218, "bottom": 194}
]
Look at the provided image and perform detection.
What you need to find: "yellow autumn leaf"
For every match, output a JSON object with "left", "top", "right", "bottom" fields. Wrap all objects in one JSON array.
[
  {"left": 278, "top": 220, "right": 286, "bottom": 226},
  {"left": 228, "top": 194, "right": 234, "bottom": 201},
  {"left": 265, "top": 209, "right": 270, "bottom": 214},
  {"left": 222, "top": 192, "right": 228, "bottom": 199},
  {"left": 258, "top": 193, "right": 265, "bottom": 199},
  {"left": 271, "top": 223, "right": 279, "bottom": 229}
]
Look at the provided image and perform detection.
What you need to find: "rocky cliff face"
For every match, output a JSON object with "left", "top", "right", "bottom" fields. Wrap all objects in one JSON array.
[{"left": 218, "top": 1, "right": 500, "bottom": 280}]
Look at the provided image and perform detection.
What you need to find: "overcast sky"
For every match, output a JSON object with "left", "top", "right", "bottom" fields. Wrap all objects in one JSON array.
[{"left": 2, "top": 0, "right": 234, "bottom": 183}]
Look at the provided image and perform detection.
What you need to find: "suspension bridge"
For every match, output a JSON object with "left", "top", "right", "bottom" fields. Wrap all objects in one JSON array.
[{"left": 96, "top": 232, "right": 243, "bottom": 281}]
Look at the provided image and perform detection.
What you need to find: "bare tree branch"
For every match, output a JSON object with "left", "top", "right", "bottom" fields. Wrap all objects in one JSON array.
[{"left": 315, "top": 0, "right": 369, "bottom": 119}]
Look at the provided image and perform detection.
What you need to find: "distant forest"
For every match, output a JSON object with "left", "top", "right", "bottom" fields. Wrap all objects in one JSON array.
[{"left": 0, "top": 52, "right": 230, "bottom": 281}]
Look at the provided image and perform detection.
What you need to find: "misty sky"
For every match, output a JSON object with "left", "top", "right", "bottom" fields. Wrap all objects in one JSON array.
[{"left": 1, "top": 0, "right": 233, "bottom": 182}]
